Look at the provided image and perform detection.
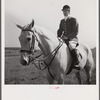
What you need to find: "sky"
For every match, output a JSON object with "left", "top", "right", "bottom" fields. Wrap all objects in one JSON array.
[{"left": 5, "top": 0, "right": 98, "bottom": 48}]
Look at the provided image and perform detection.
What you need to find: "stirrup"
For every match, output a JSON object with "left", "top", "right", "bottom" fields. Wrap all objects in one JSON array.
[
  {"left": 74, "top": 60, "right": 80, "bottom": 65},
  {"left": 74, "top": 62, "right": 81, "bottom": 70},
  {"left": 74, "top": 66, "right": 81, "bottom": 70},
  {"left": 73, "top": 63, "right": 82, "bottom": 70}
]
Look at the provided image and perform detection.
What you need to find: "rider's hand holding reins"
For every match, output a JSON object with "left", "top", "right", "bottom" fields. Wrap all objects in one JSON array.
[{"left": 57, "top": 37, "right": 63, "bottom": 42}]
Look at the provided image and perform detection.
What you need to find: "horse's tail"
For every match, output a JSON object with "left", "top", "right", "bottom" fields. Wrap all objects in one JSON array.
[{"left": 87, "top": 47, "right": 95, "bottom": 70}]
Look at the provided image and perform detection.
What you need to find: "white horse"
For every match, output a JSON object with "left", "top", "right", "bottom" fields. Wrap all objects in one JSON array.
[{"left": 17, "top": 20, "right": 95, "bottom": 84}]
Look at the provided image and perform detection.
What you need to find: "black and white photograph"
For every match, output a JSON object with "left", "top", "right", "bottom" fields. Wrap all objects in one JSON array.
[
  {"left": 5, "top": 0, "right": 97, "bottom": 85},
  {"left": 2, "top": 0, "right": 99, "bottom": 99}
]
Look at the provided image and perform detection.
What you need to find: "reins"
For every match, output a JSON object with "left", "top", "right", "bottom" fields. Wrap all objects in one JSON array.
[{"left": 30, "top": 41, "right": 63, "bottom": 70}]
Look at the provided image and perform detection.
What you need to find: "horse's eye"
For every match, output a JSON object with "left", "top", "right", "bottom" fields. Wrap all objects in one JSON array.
[{"left": 27, "top": 37, "right": 31, "bottom": 41}]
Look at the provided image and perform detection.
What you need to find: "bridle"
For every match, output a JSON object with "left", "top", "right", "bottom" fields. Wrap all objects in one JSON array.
[
  {"left": 20, "top": 29, "right": 63, "bottom": 80},
  {"left": 20, "top": 29, "right": 38, "bottom": 54},
  {"left": 20, "top": 48, "right": 33, "bottom": 54}
]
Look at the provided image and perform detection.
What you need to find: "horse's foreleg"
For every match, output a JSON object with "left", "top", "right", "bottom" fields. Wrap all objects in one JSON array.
[
  {"left": 47, "top": 72, "right": 55, "bottom": 84},
  {"left": 75, "top": 71, "right": 83, "bottom": 84}
]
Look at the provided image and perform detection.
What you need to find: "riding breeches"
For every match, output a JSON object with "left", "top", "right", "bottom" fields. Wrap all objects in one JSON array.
[{"left": 64, "top": 38, "right": 79, "bottom": 50}]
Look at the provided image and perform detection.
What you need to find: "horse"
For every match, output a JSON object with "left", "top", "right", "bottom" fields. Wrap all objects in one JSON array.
[{"left": 16, "top": 19, "right": 95, "bottom": 84}]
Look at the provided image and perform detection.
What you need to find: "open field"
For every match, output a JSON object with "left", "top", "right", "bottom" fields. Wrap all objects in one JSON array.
[{"left": 5, "top": 47, "right": 96, "bottom": 84}]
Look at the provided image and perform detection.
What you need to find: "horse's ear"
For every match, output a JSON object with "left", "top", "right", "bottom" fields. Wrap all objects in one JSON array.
[
  {"left": 29, "top": 19, "right": 34, "bottom": 28},
  {"left": 16, "top": 24, "right": 23, "bottom": 30},
  {"left": 31, "top": 19, "right": 34, "bottom": 27}
]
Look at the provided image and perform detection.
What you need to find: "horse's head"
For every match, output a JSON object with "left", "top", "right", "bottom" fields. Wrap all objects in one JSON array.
[{"left": 16, "top": 20, "right": 36, "bottom": 66}]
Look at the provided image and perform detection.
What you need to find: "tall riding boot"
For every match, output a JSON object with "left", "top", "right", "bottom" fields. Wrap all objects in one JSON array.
[{"left": 71, "top": 49, "right": 79, "bottom": 65}]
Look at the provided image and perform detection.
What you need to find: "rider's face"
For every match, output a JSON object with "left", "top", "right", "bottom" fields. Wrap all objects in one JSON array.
[{"left": 63, "top": 9, "right": 70, "bottom": 17}]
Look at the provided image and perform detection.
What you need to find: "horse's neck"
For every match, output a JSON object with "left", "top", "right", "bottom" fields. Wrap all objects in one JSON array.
[{"left": 33, "top": 26, "right": 59, "bottom": 55}]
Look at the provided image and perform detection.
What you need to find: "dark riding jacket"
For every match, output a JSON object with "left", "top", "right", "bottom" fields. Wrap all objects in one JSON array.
[{"left": 57, "top": 17, "right": 79, "bottom": 42}]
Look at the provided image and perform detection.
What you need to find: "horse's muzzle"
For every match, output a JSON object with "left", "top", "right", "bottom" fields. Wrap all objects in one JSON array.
[{"left": 20, "top": 56, "right": 30, "bottom": 66}]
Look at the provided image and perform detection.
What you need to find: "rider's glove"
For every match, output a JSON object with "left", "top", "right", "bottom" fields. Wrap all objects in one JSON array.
[{"left": 57, "top": 37, "right": 63, "bottom": 42}]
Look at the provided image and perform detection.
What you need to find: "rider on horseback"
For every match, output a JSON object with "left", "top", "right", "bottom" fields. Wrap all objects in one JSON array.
[{"left": 57, "top": 5, "right": 80, "bottom": 66}]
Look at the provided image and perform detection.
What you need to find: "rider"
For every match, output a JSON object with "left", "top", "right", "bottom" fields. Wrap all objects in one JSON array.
[{"left": 57, "top": 5, "right": 80, "bottom": 66}]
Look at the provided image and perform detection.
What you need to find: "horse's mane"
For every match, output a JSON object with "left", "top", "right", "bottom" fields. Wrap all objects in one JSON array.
[{"left": 33, "top": 25, "right": 58, "bottom": 43}]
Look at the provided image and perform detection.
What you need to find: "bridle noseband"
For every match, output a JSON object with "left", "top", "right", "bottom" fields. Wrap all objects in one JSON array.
[{"left": 20, "top": 49, "right": 33, "bottom": 54}]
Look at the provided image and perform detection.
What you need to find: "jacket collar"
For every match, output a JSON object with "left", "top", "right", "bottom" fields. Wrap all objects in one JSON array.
[{"left": 64, "top": 16, "right": 71, "bottom": 21}]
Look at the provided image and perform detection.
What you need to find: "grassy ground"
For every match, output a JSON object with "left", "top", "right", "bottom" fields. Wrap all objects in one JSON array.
[{"left": 5, "top": 48, "right": 96, "bottom": 84}]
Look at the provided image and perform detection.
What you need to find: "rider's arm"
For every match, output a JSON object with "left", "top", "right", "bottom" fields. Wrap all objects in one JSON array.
[{"left": 57, "top": 20, "right": 63, "bottom": 38}]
